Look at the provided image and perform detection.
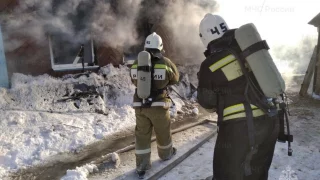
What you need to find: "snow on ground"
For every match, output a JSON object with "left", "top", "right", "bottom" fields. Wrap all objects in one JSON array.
[
  {"left": 163, "top": 76, "right": 320, "bottom": 180},
  {"left": 86, "top": 123, "right": 216, "bottom": 180},
  {"left": 4, "top": 63, "right": 318, "bottom": 180},
  {"left": 61, "top": 164, "right": 98, "bottom": 180},
  {"left": 160, "top": 138, "right": 215, "bottom": 180},
  {"left": 311, "top": 93, "right": 320, "bottom": 100},
  {"left": 163, "top": 97, "right": 320, "bottom": 180},
  {"left": 59, "top": 75, "right": 319, "bottom": 180},
  {"left": 0, "top": 65, "right": 138, "bottom": 178},
  {"left": 0, "top": 64, "right": 197, "bottom": 179},
  {"left": 268, "top": 94, "right": 320, "bottom": 179},
  {"left": 0, "top": 107, "right": 135, "bottom": 177}
]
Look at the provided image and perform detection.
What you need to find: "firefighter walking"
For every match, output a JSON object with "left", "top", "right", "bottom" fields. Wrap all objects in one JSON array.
[
  {"left": 130, "top": 32, "right": 179, "bottom": 178},
  {"left": 197, "top": 14, "right": 285, "bottom": 180}
]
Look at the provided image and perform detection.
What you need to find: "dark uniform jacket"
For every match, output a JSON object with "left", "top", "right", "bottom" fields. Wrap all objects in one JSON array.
[{"left": 197, "top": 29, "right": 265, "bottom": 121}]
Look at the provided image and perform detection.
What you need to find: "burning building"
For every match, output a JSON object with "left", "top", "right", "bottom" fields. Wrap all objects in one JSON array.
[{"left": 0, "top": 0, "right": 217, "bottom": 88}]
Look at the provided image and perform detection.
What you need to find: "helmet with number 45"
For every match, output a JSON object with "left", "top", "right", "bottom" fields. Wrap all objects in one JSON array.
[{"left": 199, "top": 13, "right": 229, "bottom": 48}]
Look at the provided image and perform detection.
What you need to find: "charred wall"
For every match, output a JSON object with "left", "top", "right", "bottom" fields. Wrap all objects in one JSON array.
[{"left": 1, "top": 0, "right": 124, "bottom": 78}]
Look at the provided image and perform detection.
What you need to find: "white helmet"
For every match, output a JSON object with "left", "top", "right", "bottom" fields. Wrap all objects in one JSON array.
[
  {"left": 199, "top": 13, "right": 229, "bottom": 48},
  {"left": 144, "top": 32, "right": 163, "bottom": 51}
]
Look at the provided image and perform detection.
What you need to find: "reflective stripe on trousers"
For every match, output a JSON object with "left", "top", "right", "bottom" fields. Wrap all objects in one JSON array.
[
  {"left": 157, "top": 142, "right": 172, "bottom": 150},
  {"left": 223, "top": 103, "right": 265, "bottom": 121},
  {"left": 135, "top": 142, "right": 173, "bottom": 154},
  {"left": 135, "top": 148, "right": 151, "bottom": 155}
]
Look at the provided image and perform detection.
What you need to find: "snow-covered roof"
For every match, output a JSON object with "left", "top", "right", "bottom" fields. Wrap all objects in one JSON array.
[{"left": 309, "top": 12, "right": 320, "bottom": 27}]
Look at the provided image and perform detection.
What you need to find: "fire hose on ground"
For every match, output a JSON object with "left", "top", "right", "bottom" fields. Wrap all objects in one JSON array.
[{"left": 90, "top": 119, "right": 217, "bottom": 179}]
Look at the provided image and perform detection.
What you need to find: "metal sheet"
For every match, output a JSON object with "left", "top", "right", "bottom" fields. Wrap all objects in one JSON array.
[{"left": 0, "top": 25, "right": 9, "bottom": 88}]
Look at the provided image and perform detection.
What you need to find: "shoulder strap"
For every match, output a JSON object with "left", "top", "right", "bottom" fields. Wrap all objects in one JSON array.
[
  {"left": 241, "top": 40, "right": 269, "bottom": 59},
  {"left": 243, "top": 99, "right": 257, "bottom": 176},
  {"left": 151, "top": 58, "right": 155, "bottom": 92},
  {"left": 217, "top": 94, "right": 224, "bottom": 128}
]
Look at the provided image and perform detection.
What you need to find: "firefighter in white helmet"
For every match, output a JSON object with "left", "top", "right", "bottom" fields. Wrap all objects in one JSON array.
[
  {"left": 197, "top": 13, "right": 280, "bottom": 180},
  {"left": 130, "top": 32, "right": 179, "bottom": 178}
]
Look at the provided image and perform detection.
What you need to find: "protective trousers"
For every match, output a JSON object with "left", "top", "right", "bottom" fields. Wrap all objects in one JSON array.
[
  {"left": 213, "top": 115, "right": 279, "bottom": 180},
  {"left": 135, "top": 107, "right": 174, "bottom": 171}
]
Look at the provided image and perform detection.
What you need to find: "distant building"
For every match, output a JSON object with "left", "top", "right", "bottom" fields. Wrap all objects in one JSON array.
[{"left": 308, "top": 13, "right": 320, "bottom": 95}]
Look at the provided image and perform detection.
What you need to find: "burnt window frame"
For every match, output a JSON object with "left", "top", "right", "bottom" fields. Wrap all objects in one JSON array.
[{"left": 48, "top": 35, "right": 99, "bottom": 72}]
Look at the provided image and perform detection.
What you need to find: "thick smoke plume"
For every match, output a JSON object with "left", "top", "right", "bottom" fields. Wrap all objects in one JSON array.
[
  {"left": 1, "top": 0, "right": 142, "bottom": 52},
  {"left": 163, "top": 0, "right": 218, "bottom": 64},
  {"left": 272, "top": 36, "right": 317, "bottom": 75},
  {"left": 137, "top": 0, "right": 218, "bottom": 64},
  {"left": 1, "top": 0, "right": 219, "bottom": 65}
]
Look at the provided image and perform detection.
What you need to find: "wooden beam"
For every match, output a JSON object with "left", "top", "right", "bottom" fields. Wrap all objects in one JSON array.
[
  {"left": 300, "top": 45, "right": 317, "bottom": 96},
  {"left": 314, "top": 28, "right": 320, "bottom": 94}
]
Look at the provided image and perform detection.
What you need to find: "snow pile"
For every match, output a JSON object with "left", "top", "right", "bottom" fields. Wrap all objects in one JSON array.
[
  {"left": 168, "top": 65, "right": 199, "bottom": 119},
  {"left": 60, "top": 164, "right": 98, "bottom": 180},
  {"left": 98, "top": 65, "right": 136, "bottom": 107},
  {"left": 311, "top": 93, "right": 320, "bottom": 100},
  {"left": 178, "top": 65, "right": 200, "bottom": 87},
  {"left": 111, "top": 152, "right": 121, "bottom": 168},
  {"left": 170, "top": 97, "right": 185, "bottom": 118},
  {"left": 0, "top": 65, "right": 137, "bottom": 178},
  {"left": 192, "top": 107, "right": 199, "bottom": 115},
  {"left": 0, "top": 105, "right": 135, "bottom": 179},
  {"left": 0, "top": 64, "right": 135, "bottom": 113}
]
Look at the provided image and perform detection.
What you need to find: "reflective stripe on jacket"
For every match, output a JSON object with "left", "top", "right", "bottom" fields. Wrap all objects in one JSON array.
[{"left": 223, "top": 103, "right": 265, "bottom": 121}]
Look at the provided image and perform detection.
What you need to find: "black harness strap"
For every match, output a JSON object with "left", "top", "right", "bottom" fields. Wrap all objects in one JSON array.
[
  {"left": 140, "top": 59, "right": 154, "bottom": 108},
  {"left": 217, "top": 95, "right": 224, "bottom": 128},
  {"left": 137, "top": 66, "right": 152, "bottom": 72},
  {"left": 278, "top": 109, "right": 286, "bottom": 142},
  {"left": 284, "top": 107, "right": 293, "bottom": 156},
  {"left": 243, "top": 100, "right": 257, "bottom": 176},
  {"left": 224, "top": 47, "right": 275, "bottom": 117},
  {"left": 241, "top": 40, "right": 269, "bottom": 59}
]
